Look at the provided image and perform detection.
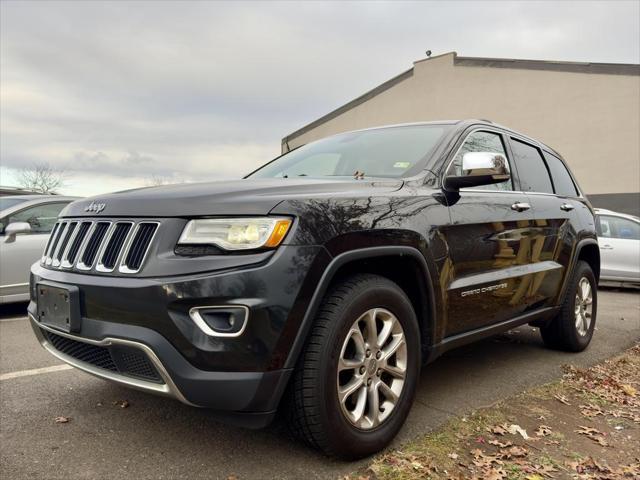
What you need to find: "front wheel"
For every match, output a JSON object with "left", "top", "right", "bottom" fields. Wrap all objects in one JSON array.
[
  {"left": 286, "top": 274, "right": 421, "bottom": 459},
  {"left": 540, "top": 260, "right": 597, "bottom": 352}
]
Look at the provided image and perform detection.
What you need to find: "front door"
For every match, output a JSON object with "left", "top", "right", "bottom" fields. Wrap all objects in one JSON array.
[{"left": 441, "top": 129, "right": 537, "bottom": 336}]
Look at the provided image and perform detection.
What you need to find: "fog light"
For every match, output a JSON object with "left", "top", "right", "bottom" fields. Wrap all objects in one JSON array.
[{"left": 188, "top": 306, "right": 249, "bottom": 337}]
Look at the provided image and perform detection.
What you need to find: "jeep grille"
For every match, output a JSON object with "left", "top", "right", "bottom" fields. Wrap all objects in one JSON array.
[{"left": 41, "top": 219, "right": 159, "bottom": 274}]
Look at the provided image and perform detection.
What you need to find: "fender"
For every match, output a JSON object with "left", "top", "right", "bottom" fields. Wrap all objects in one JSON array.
[
  {"left": 283, "top": 245, "right": 438, "bottom": 370},
  {"left": 558, "top": 237, "right": 600, "bottom": 302}
]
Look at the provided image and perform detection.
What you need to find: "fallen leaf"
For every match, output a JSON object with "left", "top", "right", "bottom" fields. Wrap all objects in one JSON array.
[
  {"left": 621, "top": 384, "right": 637, "bottom": 397},
  {"left": 575, "top": 426, "right": 609, "bottom": 446},
  {"left": 579, "top": 404, "right": 604, "bottom": 417},
  {"left": 488, "top": 424, "right": 508, "bottom": 435},
  {"left": 507, "top": 446, "right": 528, "bottom": 457},
  {"left": 554, "top": 394, "right": 571, "bottom": 405},
  {"left": 54, "top": 416, "right": 70, "bottom": 424},
  {"left": 535, "top": 425, "right": 552, "bottom": 437},
  {"left": 488, "top": 439, "right": 513, "bottom": 448},
  {"left": 525, "top": 475, "right": 544, "bottom": 480}
]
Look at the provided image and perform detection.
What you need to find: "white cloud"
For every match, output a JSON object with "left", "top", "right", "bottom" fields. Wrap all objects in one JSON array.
[{"left": 1, "top": 0, "right": 638, "bottom": 196}]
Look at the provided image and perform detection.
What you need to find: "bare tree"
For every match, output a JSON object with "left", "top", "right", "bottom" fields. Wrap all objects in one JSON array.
[
  {"left": 15, "top": 162, "right": 65, "bottom": 194},
  {"left": 146, "top": 174, "right": 172, "bottom": 187}
]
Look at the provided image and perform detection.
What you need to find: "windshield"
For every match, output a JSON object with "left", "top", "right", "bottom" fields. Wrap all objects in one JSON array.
[
  {"left": 0, "top": 197, "right": 31, "bottom": 212},
  {"left": 248, "top": 125, "right": 449, "bottom": 179}
]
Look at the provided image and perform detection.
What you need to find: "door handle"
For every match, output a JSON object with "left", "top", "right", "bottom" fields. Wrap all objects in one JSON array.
[
  {"left": 600, "top": 244, "right": 613, "bottom": 250},
  {"left": 511, "top": 202, "right": 531, "bottom": 212},
  {"left": 560, "top": 203, "right": 575, "bottom": 211}
]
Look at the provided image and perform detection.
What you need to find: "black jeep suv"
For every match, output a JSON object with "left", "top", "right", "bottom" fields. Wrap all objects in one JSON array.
[{"left": 29, "top": 120, "right": 599, "bottom": 458}]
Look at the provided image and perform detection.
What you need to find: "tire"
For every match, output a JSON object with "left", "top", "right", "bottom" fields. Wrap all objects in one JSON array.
[
  {"left": 540, "top": 260, "right": 597, "bottom": 352},
  {"left": 286, "top": 273, "right": 421, "bottom": 459}
]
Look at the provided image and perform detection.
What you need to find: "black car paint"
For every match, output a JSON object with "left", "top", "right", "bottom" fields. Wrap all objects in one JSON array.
[{"left": 29, "top": 120, "right": 598, "bottom": 427}]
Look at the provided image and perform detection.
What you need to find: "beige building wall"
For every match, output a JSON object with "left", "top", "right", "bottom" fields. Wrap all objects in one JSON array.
[{"left": 284, "top": 53, "right": 640, "bottom": 197}]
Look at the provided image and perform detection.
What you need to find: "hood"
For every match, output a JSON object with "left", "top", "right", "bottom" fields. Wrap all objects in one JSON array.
[{"left": 61, "top": 177, "right": 404, "bottom": 217}]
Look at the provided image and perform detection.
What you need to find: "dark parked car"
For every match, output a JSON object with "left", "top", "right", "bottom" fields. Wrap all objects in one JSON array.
[{"left": 29, "top": 120, "right": 599, "bottom": 458}]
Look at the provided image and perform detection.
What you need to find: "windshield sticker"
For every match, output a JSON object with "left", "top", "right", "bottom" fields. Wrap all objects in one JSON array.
[{"left": 393, "top": 162, "right": 411, "bottom": 169}]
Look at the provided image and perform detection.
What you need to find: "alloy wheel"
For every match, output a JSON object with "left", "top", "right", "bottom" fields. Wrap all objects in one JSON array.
[
  {"left": 336, "top": 308, "right": 407, "bottom": 430},
  {"left": 574, "top": 277, "right": 593, "bottom": 336}
]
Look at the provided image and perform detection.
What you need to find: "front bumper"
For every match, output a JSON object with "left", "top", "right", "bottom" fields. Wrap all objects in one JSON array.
[{"left": 29, "top": 244, "right": 331, "bottom": 426}]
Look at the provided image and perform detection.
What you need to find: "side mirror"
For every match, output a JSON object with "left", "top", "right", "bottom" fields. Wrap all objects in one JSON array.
[
  {"left": 444, "top": 152, "right": 510, "bottom": 191},
  {"left": 4, "top": 222, "right": 31, "bottom": 243}
]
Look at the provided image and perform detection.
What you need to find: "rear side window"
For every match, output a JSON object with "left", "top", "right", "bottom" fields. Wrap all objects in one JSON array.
[
  {"left": 510, "top": 138, "right": 554, "bottom": 193},
  {"left": 597, "top": 215, "right": 640, "bottom": 240},
  {"left": 544, "top": 152, "right": 578, "bottom": 197}
]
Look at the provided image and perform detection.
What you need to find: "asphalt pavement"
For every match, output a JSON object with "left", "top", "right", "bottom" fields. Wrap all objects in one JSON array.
[{"left": 1, "top": 288, "right": 639, "bottom": 480}]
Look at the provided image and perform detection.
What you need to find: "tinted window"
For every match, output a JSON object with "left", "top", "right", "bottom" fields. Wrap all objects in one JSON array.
[
  {"left": 249, "top": 125, "right": 449, "bottom": 179},
  {"left": 597, "top": 215, "right": 640, "bottom": 240},
  {"left": 0, "top": 197, "right": 30, "bottom": 211},
  {"left": 449, "top": 131, "right": 513, "bottom": 191},
  {"left": 1, "top": 202, "right": 68, "bottom": 235},
  {"left": 544, "top": 152, "right": 578, "bottom": 196},
  {"left": 510, "top": 139, "right": 553, "bottom": 193}
]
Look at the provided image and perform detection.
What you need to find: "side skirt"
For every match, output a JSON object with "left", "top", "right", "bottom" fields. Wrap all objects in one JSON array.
[{"left": 425, "top": 306, "right": 560, "bottom": 362}]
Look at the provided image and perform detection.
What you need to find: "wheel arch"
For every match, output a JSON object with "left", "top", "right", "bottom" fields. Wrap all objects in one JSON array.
[{"left": 283, "top": 246, "right": 438, "bottom": 370}]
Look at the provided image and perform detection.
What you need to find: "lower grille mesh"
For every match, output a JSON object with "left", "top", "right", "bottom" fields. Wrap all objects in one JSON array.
[
  {"left": 44, "top": 330, "right": 163, "bottom": 383},
  {"left": 46, "top": 330, "right": 117, "bottom": 371}
]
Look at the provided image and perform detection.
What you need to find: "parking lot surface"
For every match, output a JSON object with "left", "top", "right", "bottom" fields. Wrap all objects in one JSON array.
[{"left": 1, "top": 289, "right": 639, "bottom": 480}]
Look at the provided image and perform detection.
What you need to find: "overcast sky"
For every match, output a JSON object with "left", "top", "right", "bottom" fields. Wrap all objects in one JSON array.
[{"left": 1, "top": 0, "right": 638, "bottom": 196}]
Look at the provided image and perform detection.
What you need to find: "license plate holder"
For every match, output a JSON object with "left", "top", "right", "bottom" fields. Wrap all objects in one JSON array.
[{"left": 36, "top": 282, "right": 81, "bottom": 333}]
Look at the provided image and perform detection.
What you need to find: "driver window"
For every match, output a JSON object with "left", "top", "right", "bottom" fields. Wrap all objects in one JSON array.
[
  {"left": 2, "top": 203, "right": 67, "bottom": 235},
  {"left": 449, "top": 131, "right": 513, "bottom": 191}
]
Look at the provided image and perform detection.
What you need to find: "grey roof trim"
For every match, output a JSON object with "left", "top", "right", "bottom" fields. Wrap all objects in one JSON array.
[
  {"left": 454, "top": 55, "right": 640, "bottom": 76},
  {"left": 282, "top": 53, "right": 640, "bottom": 145},
  {"left": 282, "top": 67, "right": 414, "bottom": 148}
]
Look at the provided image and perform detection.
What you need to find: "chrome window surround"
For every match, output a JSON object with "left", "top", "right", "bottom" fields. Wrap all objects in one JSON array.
[
  {"left": 440, "top": 126, "right": 584, "bottom": 199},
  {"left": 30, "top": 314, "right": 193, "bottom": 406},
  {"left": 188, "top": 305, "right": 250, "bottom": 338},
  {"left": 41, "top": 219, "right": 160, "bottom": 275}
]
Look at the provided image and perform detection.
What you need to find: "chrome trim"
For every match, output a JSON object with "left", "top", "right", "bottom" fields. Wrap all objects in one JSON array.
[
  {"left": 440, "top": 125, "right": 585, "bottom": 199},
  {"left": 41, "top": 222, "right": 61, "bottom": 263},
  {"left": 118, "top": 221, "right": 161, "bottom": 274},
  {"left": 188, "top": 305, "right": 250, "bottom": 338},
  {"left": 52, "top": 221, "right": 78, "bottom": 267},
  {"left": 61, "top": 221, "right": 89, "bottom": 269},
  {"left": 96, "top": 221, "right": 134, "bottom": 273},
  {"left": 0, "top": 282, "right": 29, "bottom": 289},
  {"left": 30, "top": 313, "right": 194, "bottom": 406},
  {"left": 47, "top": 222, "right": 68, "bottom": 266},
  {"left": 76, "top": 222, "right": 111, "bottom": 271}
]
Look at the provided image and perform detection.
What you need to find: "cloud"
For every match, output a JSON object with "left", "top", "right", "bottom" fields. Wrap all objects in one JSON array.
[{"left": 1, "top": 0, "right": 638, "bottom": 196}]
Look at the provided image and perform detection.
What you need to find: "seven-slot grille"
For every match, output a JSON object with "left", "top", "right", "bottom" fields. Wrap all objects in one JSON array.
[{"left": 42, "top": 220, "right": 158, "bottom": 274}]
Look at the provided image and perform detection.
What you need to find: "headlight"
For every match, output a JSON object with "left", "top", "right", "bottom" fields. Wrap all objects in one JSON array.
[{"left": 177, "top": 217, "right": 292, "bottom": 251}]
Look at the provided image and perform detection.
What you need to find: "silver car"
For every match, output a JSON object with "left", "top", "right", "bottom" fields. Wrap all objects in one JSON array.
[
  {"left": 595, "top": 208, "right": 640, "bottom": 286},
  {"left": 0, "top": 195, "right": 78, "bottom": 304}
]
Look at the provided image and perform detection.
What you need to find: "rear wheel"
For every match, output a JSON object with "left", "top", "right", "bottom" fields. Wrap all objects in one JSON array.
[
  {"left": 286, "top": 273, "right": 420, "bottom": 459},
  {"left": 540, "top": 260, "right": 597, "bottom": 352}
]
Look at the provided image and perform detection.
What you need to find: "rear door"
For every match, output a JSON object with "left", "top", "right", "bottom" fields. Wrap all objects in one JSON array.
[
  {"left": 442, "top": 128, "right": 537, "bottom": 336},
  {"left": 507, "top": 138, "right": 584, "bottom": 309},
  {"left": 597, "top": 214, "right": 640, "bottom": 281}
]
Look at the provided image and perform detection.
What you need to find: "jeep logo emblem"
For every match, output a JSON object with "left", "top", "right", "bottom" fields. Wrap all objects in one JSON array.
[{"left": 84, "top": 201, "right": 106, "bottom": 214}]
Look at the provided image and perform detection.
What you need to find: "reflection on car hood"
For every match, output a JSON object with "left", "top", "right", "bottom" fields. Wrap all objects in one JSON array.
[{"left": 61, "top": 178, "right": 404, "bottom": 217}]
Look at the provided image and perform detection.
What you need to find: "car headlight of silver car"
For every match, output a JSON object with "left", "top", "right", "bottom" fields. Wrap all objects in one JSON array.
[{"left": 177, "top": 217, "right": 292, "bottom": 251}]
